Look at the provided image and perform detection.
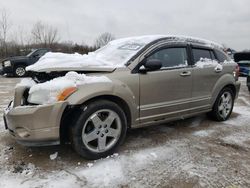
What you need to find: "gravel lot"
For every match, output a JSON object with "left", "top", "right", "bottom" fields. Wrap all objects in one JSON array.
[{"left": 0, "top": 76, "right": 250, "bottom": 188}]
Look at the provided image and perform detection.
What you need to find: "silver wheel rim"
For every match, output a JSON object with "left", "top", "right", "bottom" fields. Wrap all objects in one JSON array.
[
  {"left": 16, "top": 67, "right": 25, "bottom": 76},
  {"left": 82, "top": 109, "right": 122, "bottom": 153},
  {"left": 218, "top": 91, "right": 233, "bottom": 119}
]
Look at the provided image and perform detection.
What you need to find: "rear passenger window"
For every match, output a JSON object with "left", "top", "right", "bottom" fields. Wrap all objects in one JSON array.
[
  {"left": 215, "top": 49, "right": 230, "bottom": 62},
  {"left": 192, "top": 48, "right": 213, "bottom": 63},
  {"left": 147, "top": 47, "right": 188, "bottom": 68}
]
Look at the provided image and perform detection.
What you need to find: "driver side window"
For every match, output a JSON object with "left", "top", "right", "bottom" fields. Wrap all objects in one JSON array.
[
  {"left": 147, "top": 47, "right": 188, "bottom": 68},
  {"left": 33, "top": 49, "right": 48, "bottom": 58}
]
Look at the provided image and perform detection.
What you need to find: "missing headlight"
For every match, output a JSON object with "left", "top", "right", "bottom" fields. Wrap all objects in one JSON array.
[{"left": 21, "top": 88, "right": 30, "bottom": 106}]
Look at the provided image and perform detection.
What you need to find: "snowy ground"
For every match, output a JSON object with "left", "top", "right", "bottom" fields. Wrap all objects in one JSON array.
[{"left": 0, "top": 76, "right": 250, "bottom": 188}]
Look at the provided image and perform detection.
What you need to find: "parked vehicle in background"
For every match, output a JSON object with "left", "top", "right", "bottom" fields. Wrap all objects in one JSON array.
[
  {"left": 3, "top": 35, "right": 240, "bottom": 159},
  {"left": 237, "top": 60, "right": 250, "bottom": 77},
  {"left": 234, "top": 52, "right": 250, "bottom": 91},
  {"left": 0, "top": 48, "right": 50, "bottom": 77}
]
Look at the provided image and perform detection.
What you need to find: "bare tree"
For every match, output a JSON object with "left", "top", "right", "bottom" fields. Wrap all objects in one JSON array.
[
  {"left": 95, "top": 32, "right": 115, "bottom": 48},
  {"left": 0, "top": 9, "right": 11, "bottom": 56},
  {"left": 31, "top": 21, "right": 59, "bottom": 47}
]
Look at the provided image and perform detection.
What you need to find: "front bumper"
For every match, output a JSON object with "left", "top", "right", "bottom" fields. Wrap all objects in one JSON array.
[
  {"left": 3, "top": 99, "right": 67, "bottom": 146},
  {"left": 1, "top": 65, "right": 13, "bottom": 75}
]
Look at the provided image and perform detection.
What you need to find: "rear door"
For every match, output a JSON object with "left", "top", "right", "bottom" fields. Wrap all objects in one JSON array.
[
  {"left": 139, "top": 45, "right": 193, "bottom": 124},
  {"left": 191, "top": 47, "right": 223, "bottom": 111}
]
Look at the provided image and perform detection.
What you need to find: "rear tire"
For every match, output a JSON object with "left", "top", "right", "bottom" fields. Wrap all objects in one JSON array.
[
  {"left": 14, "top": 65, "right": 26, "bottom": 77},
  {"left": 70, "top": 100, "right": 127, "bottom": 160},
  {"left": 208, "top": 87, "right": 235, "bottom": 121},
  {"left": 247, "top": 76, "right": 250, "bottom": 92}
]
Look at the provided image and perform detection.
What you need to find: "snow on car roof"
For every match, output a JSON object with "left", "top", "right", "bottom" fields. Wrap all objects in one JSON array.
[{"left": 26, "top": 35, "right": 223, "bottom": 72}]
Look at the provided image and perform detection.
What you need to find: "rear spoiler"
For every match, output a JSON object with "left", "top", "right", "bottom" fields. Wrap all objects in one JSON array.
[{"left": 234, "top": 52, "right": 250, "bottom": 62}]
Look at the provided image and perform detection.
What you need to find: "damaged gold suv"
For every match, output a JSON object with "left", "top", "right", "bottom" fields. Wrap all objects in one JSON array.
[{"left": 3, "top": 35, "right": 241, "bottom": 159}]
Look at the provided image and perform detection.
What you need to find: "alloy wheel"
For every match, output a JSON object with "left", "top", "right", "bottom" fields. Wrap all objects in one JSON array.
[
  {"left": 81, "top": 109, "right": 122, "bottom": 153},
  {"left": 218, "top": 91, "right": 233, "bottom": 119},
  {"left": 15, "top": 67, "right": 26, "bottom": 77}
]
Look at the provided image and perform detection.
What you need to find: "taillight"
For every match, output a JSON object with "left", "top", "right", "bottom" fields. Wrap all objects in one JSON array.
[{"left": 234, "top": 64, "right": 240, "bottom": 79}]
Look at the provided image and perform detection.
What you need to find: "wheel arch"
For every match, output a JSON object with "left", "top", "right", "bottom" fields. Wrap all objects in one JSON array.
[
  {"left": 211, "top": 83, "right": 236, "bottom": 107},
  {"left": 59, "top": 95, "right": 132, "bottom": 143},
  {"left": 210, "top": 73, "right": 237, "bottom": 106}
]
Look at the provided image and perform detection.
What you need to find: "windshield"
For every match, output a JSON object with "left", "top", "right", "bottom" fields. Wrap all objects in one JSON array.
[
  {"left": 26, "top": 50, "right": 36, "bottom": 57},
  {"left": 26, "top": 36, "right": 165, "bottom": 72},
  {"left": 92, "top": 35, "right": 164, "bottom": 66}
]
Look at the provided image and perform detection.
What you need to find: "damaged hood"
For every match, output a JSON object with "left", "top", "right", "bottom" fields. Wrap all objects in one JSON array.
[{"left": 26, "top": 52, "right": 117, "bottom": 73}]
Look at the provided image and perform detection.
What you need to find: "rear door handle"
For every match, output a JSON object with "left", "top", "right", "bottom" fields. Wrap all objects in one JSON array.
[
  {"left": 180, "top": 71, "right": 191, "bottom": 77},
  {"left": 214, "top": 67, "right": 222, "bottom": 73}
]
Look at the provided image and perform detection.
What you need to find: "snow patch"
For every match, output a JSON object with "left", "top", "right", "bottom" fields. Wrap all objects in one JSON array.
[
  {"left": 26, "top": 52, "right": 116, "bottom": 72},
  {"left": 150, "top": 152, "right": 158, "bottom": 158},
  {"left": 223, "top": 106, "right": 250, "bottom": 126},
  {"left": 26, "top": 36, "right": 164, "bottom": 72},
  {"left": 15, "top": 78, "right": 36, "bottom": 88},
  {"left": 222, "top": 133, "right": 250, "bottom": 147},
  {"left": 26, "top": 35, "right": 224, "bottom": 72},
  {"left": 87, "top": 163, "right": 94, "bottom": 168},
  {"left": 28, "top": 71, "right": 111, "bottom": 104},
  {"left": 77, "top": 159, "right": 125, "bottom": 187},
  {"left": 29, "top": 71, "right": 111, "bottom": 94},
  {"left": 50, "top": 152, "right": 58, "bottom": 160},
  {"left": 195, "top": 58, "right": 222, "bottom": 70},
  {"left": 193, "top": 130, "right": 214, "bottom": 137}
]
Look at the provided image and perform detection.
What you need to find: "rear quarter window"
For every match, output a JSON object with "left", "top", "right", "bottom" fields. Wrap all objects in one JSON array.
[{"left": 215, "top": 49, "right": 230, "bottom": 62}]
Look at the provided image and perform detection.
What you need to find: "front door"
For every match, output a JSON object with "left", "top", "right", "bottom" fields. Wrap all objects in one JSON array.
[{"left": 139, "top": 46, "right": 193, "bottom": 124}]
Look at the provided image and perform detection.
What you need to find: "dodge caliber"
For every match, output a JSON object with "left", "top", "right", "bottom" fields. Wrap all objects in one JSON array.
[{"left": 3, "top": 35, "right": 241, "bottom": 159}]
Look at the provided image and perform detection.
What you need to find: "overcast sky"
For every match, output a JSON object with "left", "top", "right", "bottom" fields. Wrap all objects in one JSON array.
[{"left": 0, "top": 0, "right": 250, "bottom": 50}]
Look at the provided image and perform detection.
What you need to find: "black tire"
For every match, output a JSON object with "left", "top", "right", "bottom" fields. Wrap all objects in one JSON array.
[
  {"left": 14, "top": 65, "right": 26, "bottom": 77},
  {"left": 247, "top": 76, "right": 250, "bottom": 92},
  {"left": 208, "top": 87, "right": 235, "bottom": 121},
  {"left": 70, "top": 100, "right": 127, "bottom": 160}
]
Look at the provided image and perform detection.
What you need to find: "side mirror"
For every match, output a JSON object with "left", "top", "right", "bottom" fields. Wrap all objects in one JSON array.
[{"left": 143, "top": 59, "right": 162, "bottom": 71}]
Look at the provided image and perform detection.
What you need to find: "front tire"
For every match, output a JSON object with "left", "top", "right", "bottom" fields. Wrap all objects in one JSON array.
[
  {"left": 208, "top": 87, "right": 235, "bottom": 121},
  {"left": 14, "top": 65, "right": 26, "bottom": 77},
  {"left": 70, "top": 100, "right": 127, "bottom": 160}
]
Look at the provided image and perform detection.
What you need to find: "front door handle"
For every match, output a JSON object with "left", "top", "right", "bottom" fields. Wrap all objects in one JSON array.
[{"left": 180, "top": 71, "right": 191, "bottom": 77}]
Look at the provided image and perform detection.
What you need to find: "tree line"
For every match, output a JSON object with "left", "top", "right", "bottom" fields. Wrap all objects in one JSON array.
[{"left": 0, "top": 9, "right": 115, "bottom": 59}]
